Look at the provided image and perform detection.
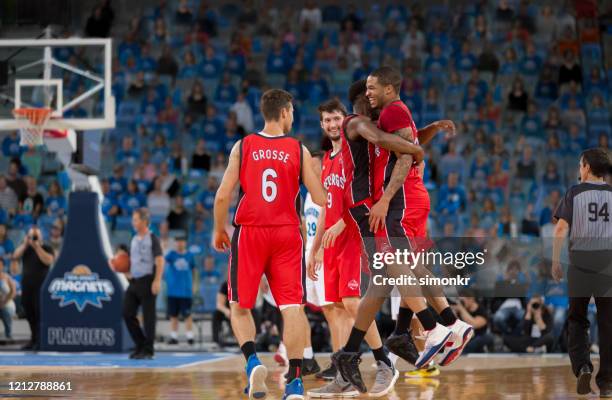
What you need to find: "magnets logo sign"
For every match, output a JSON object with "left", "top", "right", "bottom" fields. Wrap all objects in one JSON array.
[{"left": 48, "top": 265, "right": 114, "bottom": 312}]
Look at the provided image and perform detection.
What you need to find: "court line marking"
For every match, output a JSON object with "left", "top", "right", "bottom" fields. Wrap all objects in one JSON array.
[{"left": 176, "top": 353, "right": 235, "bottom": 368}]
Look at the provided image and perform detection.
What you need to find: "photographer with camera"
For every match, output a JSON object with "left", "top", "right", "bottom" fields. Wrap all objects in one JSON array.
[
  {"left": 503, "top": 296, "right": 554, "bottom": 354},
  {"left": 12, "top": 226, "right": 55, "bottom": 350}
]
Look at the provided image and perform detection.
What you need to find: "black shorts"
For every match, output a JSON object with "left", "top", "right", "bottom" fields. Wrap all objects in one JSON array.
[{"left": 167, "top": 296, "right": 193, "bottom": 318}]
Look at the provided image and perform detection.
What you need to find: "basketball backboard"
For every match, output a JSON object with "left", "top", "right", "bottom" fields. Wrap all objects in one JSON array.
[{"left": 0, "top": 36, "right": 115, "bottom": 131}]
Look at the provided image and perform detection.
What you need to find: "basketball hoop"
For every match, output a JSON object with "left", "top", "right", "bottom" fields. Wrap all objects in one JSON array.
[{"left": 12, "top": 107, "right": 53, "bottom": 146}]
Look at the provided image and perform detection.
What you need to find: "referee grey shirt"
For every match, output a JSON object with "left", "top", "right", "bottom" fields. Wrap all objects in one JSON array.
[
  {"left": 130, "top": 232, "right": 163, "bottom": 278},
  {"left": 554, "top": 181, "right": 612, "bottom": 252}
]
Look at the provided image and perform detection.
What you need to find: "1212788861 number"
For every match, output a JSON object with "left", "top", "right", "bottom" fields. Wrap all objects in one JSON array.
[{"left": 9, "top": 381, "right": 72, "bottom": 391}]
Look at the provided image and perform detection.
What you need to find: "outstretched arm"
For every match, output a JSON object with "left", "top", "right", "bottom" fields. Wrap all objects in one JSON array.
[
  {"left": 417, "top": 120, "right": 456, "bottom": 145},
  {"left": 213, "top": 141, "right": 241, "bottom": 251},
  {"left": 348, "top": 116, "right": 424, "bottom": 162}
]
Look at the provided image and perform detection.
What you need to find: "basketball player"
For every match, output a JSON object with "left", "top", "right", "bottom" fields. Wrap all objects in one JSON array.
[
  {"left": 365, "top": 67, "right": 473, "bottom": 368},
  {"left": 213, "top": 89, "right": 326, "bottom": 400}
]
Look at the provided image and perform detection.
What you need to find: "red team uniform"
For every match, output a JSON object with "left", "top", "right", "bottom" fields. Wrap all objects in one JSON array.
[
  {"left": 321, "top": 149, "right": 362, "bottom": 301},
  {"left": 371, "top": 100, "right": 431, "bottom": 250},
  {"left": 229, "top": 133, "right": 305, "bottom": 309}
]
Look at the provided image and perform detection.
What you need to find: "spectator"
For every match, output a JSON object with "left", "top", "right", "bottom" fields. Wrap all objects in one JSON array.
[
  {"left": 169, "top": 143, "right": 188, "bottom": 176},
  {"left": 536, "top": 5, "right": 557, "bottom": 44},
  {"left": 137, "top": 151, "right": 157, "bottom": 182},
  {"left": 191, "top": 139, "right": 212, "bottom": 172},
  {"left": 1, "top": 131, "right": 22, "bottom": 159},
  {"left": 215, "top": 72, "right": 238, "bottom": 104},
  {"left": 127, "top": 71, "right": 147, "bottom": 97},
  {"left": 230, "top": 90, "right": 254, "bottom": 132},
  {"left": 0, "top": 260, "right": 16, "bottom": 340},
  {"left": 202, "top": 255, "right": 221, "bottom": 279},
  {"left": 477, "top": 42, "right": 500, "bottom": 74},
  {"left": 175, "top": 0, "right": 193, "bottom": 25},
  {"left": 521, "top": 102, "right": 543, "bottom": 138},
  {"left": 436, "top": 172, "right": 466, "bottom": 216},
  {"left": 6, "top": 159, "right": 26, "bottom": 200},
  {"left": 438, "top": 141, "right": 465, "bottom": 180},
  {"left": 521, "top": 203, "right": 540, "bottom": 236},
  {"left": 563, "top": 97, "right": 586, "bottom": 128},
  {"left": 152, "top": 17, "right": 169, "bottom": 44},
  {"left": 0, "top": 176, "right": 18, "bottom": 217},
  {"left": 156, "top": 45, "right": 178, "bottom": 79},
  {"left": 0, "top": 225, "right": 14, "bottom": 263},
  {"left": 507, "top": 78, "right": 529, "bottom": 112},
  {"left": 48, "top": 219, "right": 64, "bottom": 254},
  {"left": 196, "top": 176, "right": 218, "bottom": 216},
  {"left": 544, "top": 106, "right": 564, "bottom": 133},
  {"left": 158, "top": 221, "right": 175, "bottom": 253},
  {"left": 540, "top": 189, "right": 561, "bottom": 226},
  {"left": 164, "top": 236, "right": 196, "bottom": 345},
  {"left": 109, "top": 165, "right": 127, "bottom": 196},
  {"left": 209, "top": 153, "right": 227, "bottom": 181},
  {"left": 493, "top": 260, "right": 527, "bottom": 335},
  {"left": 151, "top": 135, "right": 169, "bottom": 165},
  {"left": 515, "top": 146, "right": 536, "bottom": 180},
  {"left": 116, "top": 136, "right": 140, "bottom": 167},
  {"left": 167, "top": 196, "right": 190, "bottom": 231},
  {"left": 454, "top": 293, "right": 493, "bottom": 353},
  {"left": 503, "top": 296, "right": 555, "bottom": 353},
  {"left": 158, "top": 161, "right": 179, "bottom": 197},
  {"left": 85, "top": 6, "right": 112, "bottom": 37},
  {"left": 542, "top": 159, "right": 562, "bottom": 187},
  {"left": 401, "top": 19, "right": 426, "bottom": 60},
  {"left": 535, "top": 66, "right": 559, "bottom": 101},
  {"left": 122, "top": 209, "right": 164, "bottom": 359},
  {"left": 21, "top": 146, "right": 42, "bottom": 179},
  {"left": 120, "top": 180, "right": 146, "bottom": 216},
  {"left": 222, "top": 115, "right": 244, "bottom": 154},
  {"left": 101, "top": 179, "right": 120, "bottom": 224},
  {"left": 558, "top": 50, "right": 582, "bottom": 87},
  {"left": 157, "top": 97, "right": 179, "bottom": 124},
  {"left": 425, "top": 43, "right": 448, "bottom": 74},
  {"left": 44, "top": 181, "right": 67, "bottom": 218},
  {"left": 495, "top": 0, "right": 514, "bottom": 22},
  {"left": 147, "top": 177, "right": 171, "bottom": 219},
  {"left": 12, "top": 226, "right": 54, "bottom": 350},
  {"left": 213, "top": 280, "right": 231, "bottom": 346},
  {"left": 18, "top": 178, "right": 43, "bottom": 219},
  {"left": 299, "top": 0, "right": 322, "bottom": 32},
  {"left": 488, "top": 158, "right": 509, "bottom": 191},
  {"left": 498, "top": 207, "right": 518, "bottom": 238}
]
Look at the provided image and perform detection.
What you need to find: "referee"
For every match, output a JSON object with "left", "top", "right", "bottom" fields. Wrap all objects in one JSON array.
[{"left": 552, "top": 148, "right": 612, "bottom": 397}]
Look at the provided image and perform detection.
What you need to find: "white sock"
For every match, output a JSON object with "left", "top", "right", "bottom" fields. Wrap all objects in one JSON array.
[
  {"left": 170, "top": 331, "right": 178, "bottom": 339},
  {"left": 278, "top": 342, "right": 287, "bottom": 356},
  {"left": 303, "top": 346, "right": 313, "bottom": 359},
  {"left": 186, "top": 331, "right": 194, "bottom": 339}
]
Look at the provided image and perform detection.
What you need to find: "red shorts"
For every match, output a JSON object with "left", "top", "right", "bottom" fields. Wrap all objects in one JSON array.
[
  {"left": 323, "top": 217, "right": 362, "bottom": 303},
  {"left": 228, "top": 225, "right": 305, "bottom": 309}
]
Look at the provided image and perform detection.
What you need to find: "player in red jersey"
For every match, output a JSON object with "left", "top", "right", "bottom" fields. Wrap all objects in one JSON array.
[
  {"left": 365, "top": 66, "right": 473, "bottom": 369},
  {"left": 213, "top": 89, "right": 326, "bottom": 400}
]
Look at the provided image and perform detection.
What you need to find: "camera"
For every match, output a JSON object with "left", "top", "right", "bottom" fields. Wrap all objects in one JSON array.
[
  {"left": 532, "top": 302, "right": 540, "bottom": 310},
  {"left": 30, "top": 234, "right": 38, "bottom": 241}
]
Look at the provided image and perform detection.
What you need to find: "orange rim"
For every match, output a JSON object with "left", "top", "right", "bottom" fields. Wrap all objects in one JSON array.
[{"left": 13, "top": 107, "right": 53, "bottom": 126}]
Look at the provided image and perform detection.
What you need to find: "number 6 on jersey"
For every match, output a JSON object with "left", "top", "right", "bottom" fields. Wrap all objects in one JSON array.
[{"left": 262, "top": 168, "right": 278, "bottom": 202}]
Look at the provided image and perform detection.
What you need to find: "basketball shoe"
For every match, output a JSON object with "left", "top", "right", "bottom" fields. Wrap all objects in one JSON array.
[
  {"left": 244, "top": 354, "right": 267, "bottom": 399},
  {"left": 414, "top": 323, "right": 452, "bottom": 369},
  {"left": 437, "top": 320, "right": 474, "bottom": 366}
]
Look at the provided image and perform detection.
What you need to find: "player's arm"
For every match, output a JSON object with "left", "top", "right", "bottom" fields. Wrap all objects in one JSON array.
[
  {"left": 417, "top": 120, "right": 457, "bottom": 145},
  {"left": 368, "top": 127, "right": 414, "bottom": 232},
  {"left": 302, "top": 146, "right": 326, "bottom": 207},
  {"left": 348, "top": 116, "right": 424, "bottom": 161},
  {"left": 213, "top": 141, "right": 241, "bottom": 251},
  {"left": 552, "top": 217, "right": 569, "bottom": 282}
]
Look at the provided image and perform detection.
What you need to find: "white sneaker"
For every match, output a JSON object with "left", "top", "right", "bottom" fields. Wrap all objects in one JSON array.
[
  {"left": 438, "top": 320, "right": 474, "bottom": 366},
  {"left": 414, "top": 323, "right": 452, "bottom": 369}
]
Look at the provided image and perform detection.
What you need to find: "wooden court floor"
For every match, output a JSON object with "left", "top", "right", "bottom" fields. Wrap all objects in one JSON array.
[{"left": 0, "top": 354, "right": 602, "bottom": 399}]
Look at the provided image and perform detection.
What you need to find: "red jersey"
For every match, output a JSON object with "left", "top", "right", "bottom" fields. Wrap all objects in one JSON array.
[
  {"left": 340, "top": 114, "right": 372, "bottom": 208},
  {"left": 233, "top": 133, "right": 302, "bottom": 226},
  {"left": 321, "top": 149, "right": 346, "bottom": 228},
  {"left": 371, "top": 100, "right": 430, "bottom": 210}
]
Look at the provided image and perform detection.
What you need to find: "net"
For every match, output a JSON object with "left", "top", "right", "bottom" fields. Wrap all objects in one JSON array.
[{"left": 12, "top": 107, "right": 53, "bottom": 146}]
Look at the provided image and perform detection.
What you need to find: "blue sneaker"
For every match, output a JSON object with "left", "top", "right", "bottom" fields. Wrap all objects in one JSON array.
[
  {"left": 283, "top": 378, "right": 304, "bottom": 399},
  {"left": 244, "top": 354, "right": 267, "bottom": 399}
]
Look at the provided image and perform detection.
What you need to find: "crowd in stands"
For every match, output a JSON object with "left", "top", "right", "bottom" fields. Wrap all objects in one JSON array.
[{"left": 0, "top": 0, "right": 609, "bottom": 352}]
